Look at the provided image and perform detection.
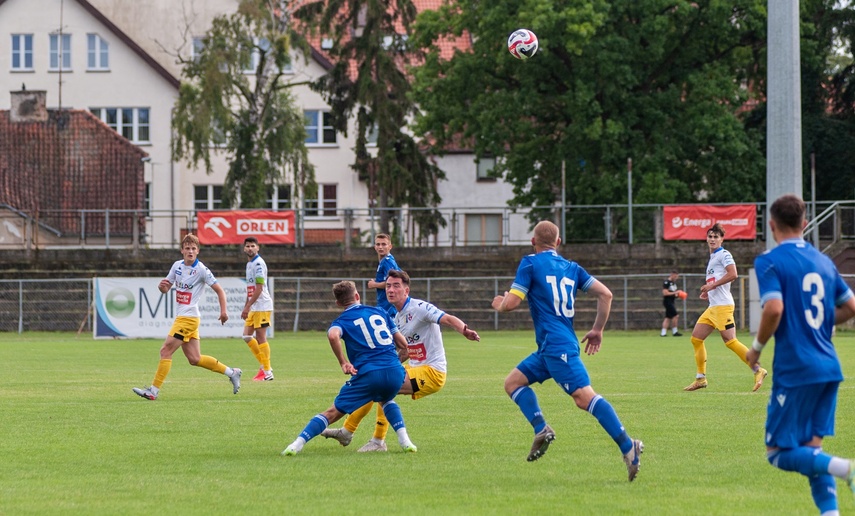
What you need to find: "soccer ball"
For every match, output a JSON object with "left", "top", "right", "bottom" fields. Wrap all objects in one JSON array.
[{"left": 508, "top": 29, "right": 538, "bottom": 60}]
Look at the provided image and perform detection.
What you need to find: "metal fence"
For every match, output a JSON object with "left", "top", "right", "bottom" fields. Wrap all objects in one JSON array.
[
  {"left": 2, "top": 201, "right": 854, "bottom": 250},
  {"left": 8, "top": 273, "right": 853, "bottom": 336}
]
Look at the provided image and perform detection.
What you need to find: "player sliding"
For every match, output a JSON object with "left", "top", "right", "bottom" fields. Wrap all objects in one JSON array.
[
  {"left": 492, "top": 221, "right": 643, "bottom": 481},
  {"left": 281, "top": 280, "right": 416, "bottom": 456},
  {"left": 320, "top": 269, "right": 480, "bottom": 452}
]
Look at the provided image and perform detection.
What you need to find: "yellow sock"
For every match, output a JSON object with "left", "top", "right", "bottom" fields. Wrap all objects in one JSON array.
[
  {"left": 196, "top": 355, "right": 227, "bottom": 374},
  {"left": 691, "top": 337, "right": 707, "bottom": 376},
  {"left": 152, "top": 359, "right": 172, "bottom": 388},
  {"left": 258, "top": 342, "right": 271, "bottom": 370},
  {"left": 725, "top": 338, "right": 752, "bottom": 367},
  {"left": 246, "top": 338, "right": 264, "bottom": 367},
  {"left": 374, "top": 403, "right": 389, "bottom": 440},
  {"left": 344, "top": 401, "right": 373, "bottom": 433}
]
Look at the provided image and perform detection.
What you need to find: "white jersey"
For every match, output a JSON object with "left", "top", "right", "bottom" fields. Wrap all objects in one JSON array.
[
  {"left": 165, "top": 258, "right": 218, "bottom": 318},
  {"left": 394, "top": 297, "right": 447, "bottom": 373},
  {"left": 705, "top": 247, "right": 736, "bottom": 307},
  {"left": 246, "top": 254, "right": 273, "bottom": 312}
]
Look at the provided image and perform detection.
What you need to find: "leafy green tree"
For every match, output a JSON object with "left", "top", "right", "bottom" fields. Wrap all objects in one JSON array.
[
  {"left": 411, "top": 0, "right": 768, "bottom": 237},
  {"left": 172, "top": 0, "right": 314, "bottom": 209},
  {"left": 295, "top": 0, "right": 445, "bottom": 238},
  {"left": 798, "top": 0, "right": 855, "bottom": 204}
]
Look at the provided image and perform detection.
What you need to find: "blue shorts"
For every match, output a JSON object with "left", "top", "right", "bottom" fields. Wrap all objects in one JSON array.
[
  {"left": 517, "top": 349, "right": 590, "bottom": 395},
  {"left": 765, "top": 382, "right": 838, "bottom": 449},
  {"left": 333, "top": 366, "right": 405, "bottom": 414}
]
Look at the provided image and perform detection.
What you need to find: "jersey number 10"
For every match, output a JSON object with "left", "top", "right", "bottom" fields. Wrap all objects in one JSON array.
[{"left": 546, "top": 276, "right": 576, "bottom": 317}]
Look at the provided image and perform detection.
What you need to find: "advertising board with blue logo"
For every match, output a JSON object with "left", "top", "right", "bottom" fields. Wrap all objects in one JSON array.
[{"left": 93, "top": 277, "right": 273, "bottom": 339}]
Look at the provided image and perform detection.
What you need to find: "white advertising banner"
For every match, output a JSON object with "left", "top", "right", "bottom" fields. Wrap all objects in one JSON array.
[{"left": 93, "top": 277, "right": 273, "bottom": 339}]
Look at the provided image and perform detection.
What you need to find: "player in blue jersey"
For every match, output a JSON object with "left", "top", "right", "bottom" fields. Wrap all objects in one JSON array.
[
  {"left": 492, "top": 221, "right": 643, "bottom": 481},
  {"left": 281, "top": 280, "right": 417, "bottom": 456},
  {"left": 747, "top": 194, "right": 855, "bottom": 514},
  {"left": 367, "top": 233, "right": 400, "bottom": 313}
]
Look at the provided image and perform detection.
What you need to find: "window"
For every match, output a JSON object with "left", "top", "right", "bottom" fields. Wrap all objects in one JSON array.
[
  {"left": 194, "top": 185, "right": 224, "bottom": 211},
  {"left": 143, "top": 182, "right": 151, "bottom": 218},
  {"left": 11, "top": 34, "right": 33, "bottom": 71},
  {"left": 266, "top": 185, "right": 292, "bottom": 211},
  {"left": 465, "top": 214, "right": 502, "bottom": 245},
  {"left": 241, "top": 37, "right": 291, "bottom": 74},
  {"left": 191, "top": 37, "right": 204, "bottom": 63},
  {"left": 49, "top": 33, "right": 71, "bottom": 71},
  {"left": 87, "top": 33, "right": 109, "bottom": 70},
  {"left": 476, "top": 157, "right": 496, "bottom": 181},
  {"left": 321, "top": 38, "right": 334, "bottom": 50},
  {"left": 367, "top": 123, "right": 378, "bottom": 146},
  {"left": 304, "top": 110, "right": 336, "bottom": 145},
  {"left": 90, "top": 107, "right": 150, "bottom": 143},
  {"left": 304, "top": 184, "right": 337, "bottom": 217}
]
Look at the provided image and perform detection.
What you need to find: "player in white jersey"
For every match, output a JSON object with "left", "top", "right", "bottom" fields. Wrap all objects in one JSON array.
[
  {"left": 683, "top": 223, "right": 767, "bottom": 392},
  {"left": 133, "top": 234, "right": 241, "bottom": 400},
  {"left": 241, "top": 237, "right": 275, "bottom": 381},
  {"left": 320, "top": 269, "right": 480, "bottom": 452}
]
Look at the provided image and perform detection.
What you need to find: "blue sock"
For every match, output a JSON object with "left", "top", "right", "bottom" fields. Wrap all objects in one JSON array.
[
  {"left": 510, "top": 386, "right": 545, "bottom": 433},
  {"left": 382, "top": 401, "right": 406, "bottom": 431},
  {"left": 809, "top": 474, "right": 838, "bottom": 514},
  {"left": 768, "top": 446, "right": 833, "bottom": 476},
  {"left": 588, "top": 395, "right": 632, "bottom": 454},
  {"left": 298, "top": 414, "right": 329, "bottom": 442}
]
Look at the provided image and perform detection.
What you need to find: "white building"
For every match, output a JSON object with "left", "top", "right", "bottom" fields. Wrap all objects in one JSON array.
[{"left": 0, "top": 0, "right": 526, "bottom": 248}]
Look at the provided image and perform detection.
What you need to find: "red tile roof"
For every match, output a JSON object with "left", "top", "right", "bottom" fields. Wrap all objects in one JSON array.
[{"left": 0, "top": 109, "right": 147, "bottom": 236}]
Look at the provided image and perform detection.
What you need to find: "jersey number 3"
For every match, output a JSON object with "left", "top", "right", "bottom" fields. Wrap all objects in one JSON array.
[
  {"left": 803, "top": 272, "right": 825, "bottom": 330},
  {"left": 546, "top": 276, "right": 576, "bottom": 317}
]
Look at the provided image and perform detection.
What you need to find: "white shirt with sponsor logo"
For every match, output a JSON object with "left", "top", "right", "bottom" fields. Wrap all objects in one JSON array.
[
  {"left": 246, "top": 254, "right": 273, "bottom": 312},
  {"left": 705, "top": 247, "right": 735, "bottom": 307},
  {"left": 166, "top": 258, "right": 218, "bottom": 318},
  {"left": 393, "top": 297, "right": 448, "bottom": 373}
]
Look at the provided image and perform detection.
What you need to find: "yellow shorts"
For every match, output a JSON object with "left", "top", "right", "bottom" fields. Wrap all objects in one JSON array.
[
  {"left": 697, "top": 305, "right": 736, "bottom": 331},
  {"left": 169, "top": 316, "right": 200, "bottom": 342},
  {"left": 404, "top": 364, "right": 446, "bottom": 400},
  {"left": 244, "top": 311, "right": 271, "bottom": 329}
]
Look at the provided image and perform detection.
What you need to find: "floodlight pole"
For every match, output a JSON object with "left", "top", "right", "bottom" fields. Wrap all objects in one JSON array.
[{"left": 766, "top": 1, "right": 803, "bottom": 250}]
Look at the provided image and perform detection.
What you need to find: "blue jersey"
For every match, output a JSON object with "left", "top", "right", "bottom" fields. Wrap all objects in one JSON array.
[
  {"left": 375, "top": 254, "right": 400, "bottom": 311},
  {"left": 510, "top": 250, "right": 595, "bottom": 352},
  {"left": 328, "top": 303, "right": 402, "bottom": 374},
  {"left": 754, "top": 238, "right": 854, "bottom": 388}
]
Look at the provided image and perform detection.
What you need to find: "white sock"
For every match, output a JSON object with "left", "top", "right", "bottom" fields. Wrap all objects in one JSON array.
[
  {"left": 370, "top": 437, "right": 384, "bottom": 444},
  {"left": 660, "top": 329, "right": 667, "bottom": 336},
  {"left": 224, "top": 367, "right": 234, "bottom": 377},
  {"left": 150, "top": 385, "right": 160, "bottom": 395},
  {"left": 820, "top": 510, "right": 840, "bottom": 516},
  {"left": 828, "top": 457, "right": 850, "bottom": 478},
  {"left": 289, "top": 437, "right": 307, "bottom": 452},
  {"left": 396, "top": 428, "right": 413, "bottom": 447},
  {"left": 672, "top": 327, "right": 679, "bottom": 334}
]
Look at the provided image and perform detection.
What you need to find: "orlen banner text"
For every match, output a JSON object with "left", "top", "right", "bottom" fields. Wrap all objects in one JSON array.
[{"left": 197, "top": 210, "right": 295, "bottom": 245}]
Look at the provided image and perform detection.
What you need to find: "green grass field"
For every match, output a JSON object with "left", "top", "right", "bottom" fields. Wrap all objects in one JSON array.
[{"left": 4, "top": 330, "right": 855, "bottom": 515}]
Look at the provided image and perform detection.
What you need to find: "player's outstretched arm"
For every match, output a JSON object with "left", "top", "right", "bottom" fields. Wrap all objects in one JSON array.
[{"left": 440, "top": 314, "right": 480, "bottom": 341}]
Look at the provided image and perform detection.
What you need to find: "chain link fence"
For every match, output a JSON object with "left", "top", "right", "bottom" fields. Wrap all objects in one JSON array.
[{"left": 4, "top": 273, "right": 816, "bottom": 335}]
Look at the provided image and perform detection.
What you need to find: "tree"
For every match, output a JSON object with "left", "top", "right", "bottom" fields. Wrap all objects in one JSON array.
[
  {"left": 295, "top": 0, "right": 445, "bottom": 239},
  {"left": 172, "top": 0, "right": 314, "bottom": 209},
  {"left": 411, "top": 0, "right": 768, "bottom": 237}
]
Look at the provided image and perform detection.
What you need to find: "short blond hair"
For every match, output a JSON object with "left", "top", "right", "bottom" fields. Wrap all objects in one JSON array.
[
  {"left": 533, "top": 221, "right": 559, "bottom": 248},
  {"left": 182, "top": 233, "right": 200, "bottom": 248}
]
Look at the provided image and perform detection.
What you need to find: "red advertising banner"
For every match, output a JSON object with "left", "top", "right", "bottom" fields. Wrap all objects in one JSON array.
[
  {"left": 196, "top": 210, "right": 296, "bottom": 245},
  {"left": 663, "top": 204, "right": 756, "bottom": 240}
]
